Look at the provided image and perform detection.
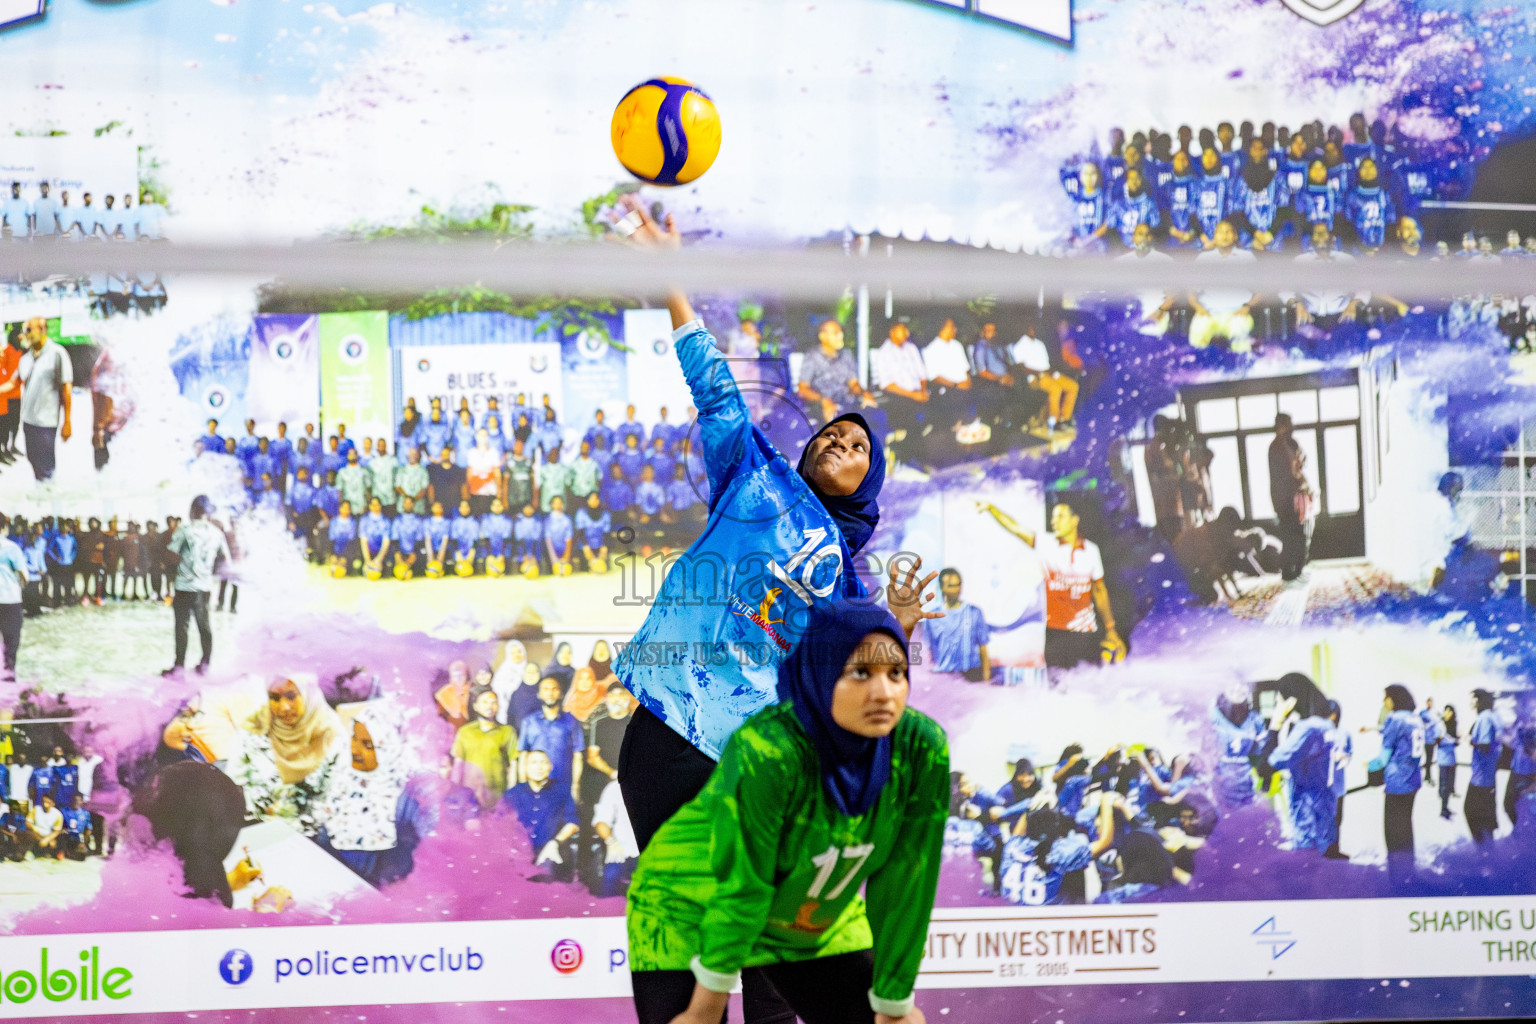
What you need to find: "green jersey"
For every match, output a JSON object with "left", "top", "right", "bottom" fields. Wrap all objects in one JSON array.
[
  {"left": 626, "top": 702, "right": 948, "bottom": 1016},
  {"left": 336, "top": 464, "right": 370, "bottom": 512}
]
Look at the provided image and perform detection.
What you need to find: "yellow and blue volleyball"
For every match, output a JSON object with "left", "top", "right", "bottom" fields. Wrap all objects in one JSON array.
[{"left": 611, "top": 77, "right": 720, "bottom": 186}]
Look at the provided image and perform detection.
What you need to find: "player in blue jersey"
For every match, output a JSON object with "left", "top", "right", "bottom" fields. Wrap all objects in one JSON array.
[
  {"left": 1107, "top": 169, "right": 1160, "bottom": 249},
  {"left": 1266, "top": 684, "right": 1337, "bottom": 855},
  {"left": 1211, "top": 690, "right": 1264, "bottom": 808},
  {"left": 1368, "top": 685, "right": 1424, "bottom": 883},
  {"left": 357, "top": 497, "right": 393, "bottom": 578},
  {"left": 1466, "top": 688, "right": 1500, "bottom": 843},
  {"left": 1279, "top": 132, "right": 1317, "bottom": 198},
  {"left": 1291, "top": 159, "right": 1339, "bottom": 242},
  {"left": 601, "top": 461, "right": 634, "bottom": 527},
  {"left": 544, "top": 495, "right": 574, "bottom": 574},
  {"left": 1068, "top": 163, "right": 1110, "bottom": 251},
  {"left": 1323, "top": 701, "right": 1352, "bottom": 859},
  {"left": 1503, "top": 717, "right": 1535, "bottom": 827},
  {"left": 607, "top": 198, "right": 938, "bottom": 1023},
  {"left": 450, "top": 499, "right": 481, "bottom": 575},
  {"left": 1434, "top": 704, "right": 1459, "bottom": 819},
  {"left": 1342, "top": 158, "right": 1397, "bottom": 253},
  {"left": 480, "top": 497, "right": 514, "bottom": 575},
  {"left": 1191, "top": 149, "right": 1229, "bottom": 245},
  {"left": 1228, "top": 137, "right": 1291, "bottom": 251},
  {"left": 327, "top": 501, "right": 359, "bottom": 573},
  {"left": 616, "top": 433, "right": 647, "bottom": 484},
  {"left": 1159, "top": 151, "right": 1200, "bottom": 247},
  {"left": 513, "top": 502, "right": 543, "bottom": 575},
  {"left": 390, "top": 496, "right": 425, "bottom": 577},
  {"left": 423, "top": 501, "right": 452, "bottom": 574}
]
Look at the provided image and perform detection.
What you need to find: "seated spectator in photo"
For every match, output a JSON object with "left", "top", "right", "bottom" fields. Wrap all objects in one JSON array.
[
  {"left": 1228, "top": 137, "right": 1291, "bottom": 251},
  {"left": 538, "top": 444, "right": 571, "bottom": 513},
  {"left": 575, "top": 492, "right": 611, "bottom": 571},
  {"left": 1192, "top": 148, "right": 1231, "bottom": 244},
  {"left": 514, "top": 502, "right": 544, "bottom": 574},
  {"left": 518, "top": 674, "right": 585, "bottom": 797},
  {"left": 357, "top": 497, "right": 393, "bottom": 577},
  {"left": 924, "top": 568, "right": 992, "bottom": 682},
  {"left": 871, "top": 322, "right": 930, "bottom": 439},
  {"left": 480, "top": 497, "right": 514, "bottom": 574},
  {"left": 1285, "top": 223, "right": 1370, "bottom": 332},
  {"left": 503, "top": 439, "right": 535, "bottom": 511},
  {"left": 465, "top": 429, "right": 502, "bottom": 516},
  {"left": 327, "top": 501, "right": 360, "bottom": 573},
  {"left": 924, "top": 317, "right": 977, "bottom": 429},
  {"left": 601, "top": 463, "right": 634, "bottom": 527},
  {"left": 796, "top": 319, "right": 878, "bottom": 426},
  {"left": 633, "top": 463, "right": 666, "bottom": 531},
  {"left": 390, "top": 496, "right": 425, "bottom": 577},
  {"left": 505, "top": 749, "right": 580, "bottom": 883},
  {"left": 568, "top": 439, "right": 602, "bottom": 507},
  {"left": 1116, "top": 224, "right": 1175, "bottom": 337},
  {"left": 615, "top": 432, "right": 646, "bottom": 484},
  {"left": 1342, "top": 158, "right": 1396, "bottom": 253},
  {"left": 968, "top": 322, "right": 1032, "bottom": 429},
  {"left": 591, "top": 778, "right": 639, "bottom": 897},
  {"left": 450, "top": 499, "right": 481, "bottom": 574},
  {"left": 1189, "top": 220, "right": 1258, "bottom": 352},
  {"left": 451, "top": 685, "right": 516, "bottom": 810},
  {"left": 644, "top": 435, "right": 675, "bottom": 488},
  {"left": 615, "top": 404, "right": 645, "bottom": 451},
  {"left": 60, "top": 793, "right": 91, "bottom": 860},
  {"left": 316, "top": 701, "right": 428, "bottom": 887},
  {"left": 427, "top": 445, "right": 466, "bottom": 510},
  {"left": 584, "top": 408, "right": 614, "bottom": 452},
  {"left": 23, "top": 794, "right": 65, "bottom": 860},
  {"left": 1172, "top": 507, "right": 1246, "bottom": 604},
  {"left": 422, "top": 500, "right": 452, "bottom": 572},
  {"left": 545, "top": 495, "right": 574, "bottom": 573},
  {"left": 1068, "top": 162, "right": 1110, "bottom": 250},
  {"left": 1010, "top": 324, "right": 1079, "bottom": 432},
  {"left": 1107, "top": 168, "right": 1160, "bottom": 249}
]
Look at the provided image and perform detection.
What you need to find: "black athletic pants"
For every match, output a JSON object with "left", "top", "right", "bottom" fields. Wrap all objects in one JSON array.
[
  {"left": 618, "top": 706, "right": 796, "bottom": 1024},
  {"left": 0, "top": 602, "right": 20, "bottom": 673},
  {"left": 631, "top": 950, "right": 877, "bottom": 1024},
  {"left": 1466, "top": 783, "right": 1498, "bottom": 843},
  {"left": 172, "top": 590, "right": 213, "bottom": 668}
]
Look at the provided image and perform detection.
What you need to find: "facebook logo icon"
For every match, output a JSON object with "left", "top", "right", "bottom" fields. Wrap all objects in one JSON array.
[{"left": 220, "top": 949, "right": 254, "bottom": 986}]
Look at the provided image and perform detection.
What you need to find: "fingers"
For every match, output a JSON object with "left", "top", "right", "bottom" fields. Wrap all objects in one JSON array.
[{"left": 917, "top": 569, "right": 939, "bottom": 592}]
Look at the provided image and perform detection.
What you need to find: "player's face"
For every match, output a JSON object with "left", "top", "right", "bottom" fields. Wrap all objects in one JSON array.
[
  {"left": 1171, "top": 152, "right": 1191, "bottom": 176},
  {"left": 369, "top": 498, "right": 382, "bottom": 515},
  {"left": 1248, "top": 138, "right": 1267, "bottom": 164},
  {"left": 351, "top": 721, "right": 378, "bottom": 772},
  {"left": 830, "top": 632, "right": 910, "bottom": 738},
  {"left": 890, "top": 323, "right": 909, "bottom": 345},
  {"left": 431, "top": 502, "right": 444, "bottom": 518},
  {"left": 940, "top": 573, "right": 962, "bottom": 604},
  {"left": 525, "top": 750, "right": 552, "bottom": 784},
  {"left": 1132, "top": 223, "right": 1153, "bottom": 252},
  {"left": 1081, "top": 164, "right": 1100, "bottom": 192},
  {"left": 268, "top": 681, "right": 306, "bottom": 728},
  {"left": 980, "top": 323, "right": 995, "bottom": 340},
  {"left": 1311, "top": 223, "right": 1332, "bottom": 252},
  {"left": 491, "top": 499, "right": 504, "bottom": 515},
  {"left": 1050, "top": 503, "right": 1078, "bottom": 540},
  {"left": 1358, "top": 159, "right": 1378, "bottom": 185},
  {"left": 1213, "top": 221, "right": 1237, "bottom": 250},
  {"left": 1125, "top": 168, "right": 1144, "bottom": 194},
  {"left": 605, "top": 690, "right": 630, "bottom": 718},
  {"left": 818, "top": 320, "right": 845, "bottom": 351},
  {"left": 802, "top": 419, "right": 871, "bottom": 497},
  {"left": 459, "top": 501, "right": 472, "bottom": 517},
  {"left": 473, "top": 690, "right": 498, "bottom": 722},
  {"left": 1200, "top": 150, "right": 1219, "bottom": 174},
  {"left": 537, "top": 677, "right": 562, "bottom": 706}
]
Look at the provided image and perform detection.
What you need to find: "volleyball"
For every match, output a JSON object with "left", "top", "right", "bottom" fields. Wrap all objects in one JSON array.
[
  {"left": 364, "top": 566, "right": 383, "bottom": 582},
  {"left": 393, "top": 561, "right": 412, "bottom": 581},
  {"left": 611, "top": 77, "right": 721, "bottom": 186},
  {"left": 425, "top": 560, "right": 445, "bottom": 579},
  {"left": 454, "top": 558, "right": 475, "bottom": 578}
]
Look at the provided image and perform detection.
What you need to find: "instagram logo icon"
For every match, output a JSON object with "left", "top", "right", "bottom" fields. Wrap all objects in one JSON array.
[{"left": 550, "top": 939, "right": 583, "bottom": 974}]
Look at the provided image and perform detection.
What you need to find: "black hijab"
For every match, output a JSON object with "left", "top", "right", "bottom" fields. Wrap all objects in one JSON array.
[{"left": 795, "top": 413, "right": 884, "bottom": 556}]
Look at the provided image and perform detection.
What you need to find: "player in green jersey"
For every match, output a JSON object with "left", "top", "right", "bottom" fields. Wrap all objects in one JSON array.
[{"left": 626, "top": 601, "right": 947, "bottom": 1024}]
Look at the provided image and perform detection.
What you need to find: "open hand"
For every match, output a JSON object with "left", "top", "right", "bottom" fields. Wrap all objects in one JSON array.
[
  {"left": 887, "top": 554, "right": 942, "bottom": 640},
  {"left": 610, "top": 194, "right": 680, "bottom": 251}
]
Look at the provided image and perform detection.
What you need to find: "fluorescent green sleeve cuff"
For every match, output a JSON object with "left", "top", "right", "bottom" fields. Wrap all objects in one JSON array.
[
  {"left": 689, "top": 955, "right": 740, "bottom": 994},
  {"left": 870, "top": 988, "right": 916, "bottom": 1017}
]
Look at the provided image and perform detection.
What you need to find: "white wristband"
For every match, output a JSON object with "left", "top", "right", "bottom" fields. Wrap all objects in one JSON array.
[
  {"left": 869, "top": 988, "right": 916, "bottom": 1017},
  {"left": 689, "top": 955, "right": 740, "bottom": 995},
  {"left": 671, "top": 319, "right": 705, "bottom": 343}
]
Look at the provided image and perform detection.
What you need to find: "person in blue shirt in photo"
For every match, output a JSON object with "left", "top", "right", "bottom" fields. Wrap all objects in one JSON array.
[
  {"left": 423, "top": 500, "right": 452, "bottom": 573},
  {"left": 602, "top": 461, "right": 634, "bottom": 526},
  {"left": 1279, "top": 132, "right": 1318, "bottom": 198},
  {"left": 59, "top": 794, "right": 91, "bottom": 860},
  {"left": 1292, "top": 160, "right": 1338, "bottom": 240},
  {"left": 1503, "top": 718, "right": 1535, "bottom": 827},
  {"left": 646, "top": 435, "right": 675, "bottom": 486},
  {"left": 650, "top": 405, "right": 679, "bottom": 451},
  {"left": 199, "top": 419, "right": 226, "bottom": 456},
  {"left": 1266, "top": 684, "right": 1338, "bottom": 856},
  {"left": 236, "top": 419, "right": 261, "bottom": 472},
  {"left": 1107, "top": 168, "right": 1160, "bottom": 249},
  {"left": 419, "top": 407, "right": 451, "bottom": 463},
  {"left": 1228, "top": 137, "right": 1291, "bottom": 251},
  {"left": 334, "top": 424, "right": 357, "bottom": 461},
  {"left": 269, "top": 422, "right": 293, "bottom": 487},
  {"left": 615, "top": 403, "right": 645, "bottom": 451},
  {"left": 1159, "top": 151, "right": 1201, "bottom": 247},
  {"left": 480, "top": 497, "right": 514, "bottom": 575},
  {"left": 616, "top": 432, "right": 646, "bottom": 484},
  {"left": 534, "top": 407, "right": 563, "bottom": 460},
  {"left": 1368, "top": 684, "right": 1424, "bottom": 883},
  {"left": 479, "top": 397, "right": 505, "bottom": 434},
  {"left": 23, "top": 523, "right": 47, "bottom": 615},
  {"left": 320, "top": 436, "right": 347, "bottom": 478},
  {"left": 632, "top": 462, "right": 665, "bottom": 531},
  {"left": 1343, "top": 158, "right": 1396, "bottom": 253},
  {"left": 390, "top": 496, "right": 425, "bottom": 578},
  {"left": 450, "top": 499, "right": 481, "bottom": 574},
  {"left": 504, "top": 748, "right": 580, "bottom": 883},
  {"left": 254, "top": 474, "right": 284, "bottom": 514},
  {"left": 288, "top": 465, "right": 318, "bottom": 535},
  {"left": 517, "top": 675, "right": 585, "bottom": 797},
  {"left": 1466, "top": 688, "right": 1500, "bottom": 844},
  {"left": 1192, "top": 148, "right": 1230, "bottom": 244},
  {"left": 327, "top": 501, "right": 360, "bottom": 573},
  {"left": 357, "top": 497, "right": 393, "bottom": 578},
  {"left": 590, "top": 431, "right": 614, "bottom": 477},
  {"left": 575, "top": 492, "right": 611, "bottom": 572},
  {"left": 544, "top": 495, "right": 574, "bottom": 574},
  {"left": 513, "top": 502, "right": 544, "bottom": 575},
  {"left": 1211, "top": 691, "right": 1264, "bottom": 808},
  {"left": 451, "top": 409, "right": 477, "bottom": 468},
  {"left": 1435, "top": 704, "right": 1459, "bottom": 820},
  {"left": 924, "top": 568, "right": 992, "bottom": 683},
  {"left": 584, "top": 408, "right": 614, "bottom": 452},
  {"left": 46, "top": 521, "right": 77, "bottom": 606},
  {"left": 1001, "top": 808, "right": 1093, "bottom": 907},
  {"left": 316, "top": 469, "right": 343, "bottom": 519},
  {"left": 1068, "top": 162, "right": 1109, "bottom": 251},
  {"left": 661, "top": 463, "right": 702, "bottom": 532}
]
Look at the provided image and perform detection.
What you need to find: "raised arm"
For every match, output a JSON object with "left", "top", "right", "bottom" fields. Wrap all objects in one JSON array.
[{"left": 976, "top": 501, "right": 1036, "bottom": 547}]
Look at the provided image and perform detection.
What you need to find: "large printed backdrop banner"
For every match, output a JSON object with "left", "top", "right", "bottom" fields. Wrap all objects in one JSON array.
[{"left": 3, "top": 1, "right": 1536, "bottom": 1023}]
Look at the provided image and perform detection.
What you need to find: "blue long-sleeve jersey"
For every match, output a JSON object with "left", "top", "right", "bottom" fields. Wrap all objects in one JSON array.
[
  {"left": 615, "top": 320, "right": 870, "bottom": 760},
  {"left": 1344, "top": 186, "right": 1396, "bottom": 249}
]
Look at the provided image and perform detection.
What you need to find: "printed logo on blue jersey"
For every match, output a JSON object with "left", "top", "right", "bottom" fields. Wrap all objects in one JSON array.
[{"left": 219, "top": 949, "right": 255, "bottom": 986}]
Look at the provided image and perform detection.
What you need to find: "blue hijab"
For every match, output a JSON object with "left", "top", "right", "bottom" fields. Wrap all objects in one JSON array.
[
  {"left": 780, "top": 601, "right": 907, "bottom": 817},
  {"left": 795, "top": 412, "right": 884, "bottom": 556}
]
